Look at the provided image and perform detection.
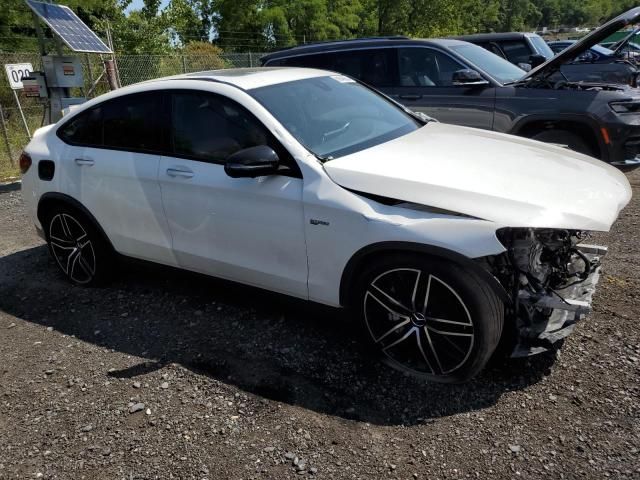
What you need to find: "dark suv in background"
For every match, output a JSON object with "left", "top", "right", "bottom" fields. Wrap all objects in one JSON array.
[
  {"left": 547, "top": 40, "right": 637, "bottom": 85},
  {"left": 453, "top": 32, "right": 552, "bottom": 70},
  {"left": 458, "top": 32, "right": 638, "bottom": 86},
  {"left": 262, "top": 7, "right": 640, "bottom": 169}
]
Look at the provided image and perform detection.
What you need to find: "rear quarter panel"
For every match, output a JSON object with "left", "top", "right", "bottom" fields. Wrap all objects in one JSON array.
[{"left": 21, "top": 125, "right": 58, "bottom": 230}]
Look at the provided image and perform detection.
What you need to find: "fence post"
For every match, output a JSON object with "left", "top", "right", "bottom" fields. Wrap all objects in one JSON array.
[
  {"left": 0, "top": 104, "right": 14, "bottom": 167},
  {"left": 249, "top": 52, "right": 253, "bottom": 67},
  {"left": 104, "top": 59, "right": 119, "bottom": 91},
  {"left": 182, "top": 55, "right": 187, "bottom": 73}
]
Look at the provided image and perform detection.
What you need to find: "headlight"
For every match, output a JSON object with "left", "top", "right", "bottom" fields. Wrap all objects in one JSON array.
[{"left": 609, "top": 100, "right": 640, "bottom": 113}]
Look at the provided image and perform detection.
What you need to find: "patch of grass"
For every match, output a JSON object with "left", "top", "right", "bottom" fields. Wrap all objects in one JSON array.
[{"left": 0, "top": 163, "right": 19, "bottom": 183}]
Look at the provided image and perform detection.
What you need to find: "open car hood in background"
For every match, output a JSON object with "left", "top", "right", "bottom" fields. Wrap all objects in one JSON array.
[
  {"left": 522, "top": 6, "right": 640, "bottom": 81},
  {"left": 611, "top": 26, "right": 640, "bottom": 56}
]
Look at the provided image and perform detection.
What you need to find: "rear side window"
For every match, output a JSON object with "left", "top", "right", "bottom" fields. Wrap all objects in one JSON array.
[
  {"left": 329, "top": 49, "right": 395, "bottom": 87},
  {"left": 58, "top": 106, "right": 102, "bottom": 146},
  {"left": 278, "top": 53, "right": 333, "bottom": 70},
  {"left": 102, "top": 93, "right": 162, "bottom": 152},
  {"left": 275, "top": 49, "right": 395, "bottom": 88},
  {"left": 58, "top": 92, "right": 164, "bottom": 153},
  {"left": 498, "top": 40, "right": 532, "bottom": 65}
]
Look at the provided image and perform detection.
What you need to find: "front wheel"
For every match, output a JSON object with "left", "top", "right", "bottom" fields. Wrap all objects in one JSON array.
[
  {"left": 530, "top": 130, "right": 595, "bottom": 158},
  {"left": 353, "top": 254, "right": 503, "bottom": 383}
]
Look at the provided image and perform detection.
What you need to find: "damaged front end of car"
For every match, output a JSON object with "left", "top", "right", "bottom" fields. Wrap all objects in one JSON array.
[{"left": 487, "top": 228, "right": 608, "bottom": 357}]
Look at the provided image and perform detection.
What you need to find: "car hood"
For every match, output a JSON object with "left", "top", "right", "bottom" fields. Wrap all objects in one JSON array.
[
  {"left": 611, "top": 26, "right": 640, "bottom": 56},
  {"left": 323, "top": 123, "right": 632, "bottom": 231},
  {"left": 522, "top": 6, "right": 640, "bottom": 82}
]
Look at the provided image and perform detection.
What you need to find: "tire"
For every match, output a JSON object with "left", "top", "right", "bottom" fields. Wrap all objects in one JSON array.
[
  {"left": 530, "top": 129, "right": 595, "bottom": 157},
  {"left": 44, "top": 205, "right": 114, "bottom": 286},
  {"left": 352, "top": 254, "right": 503, "bottom": 383}
]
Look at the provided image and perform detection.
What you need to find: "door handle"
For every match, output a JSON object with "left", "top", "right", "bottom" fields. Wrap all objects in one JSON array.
[
  {"left": 74, "top": 158, "right": 94, "bottom": 166},
  {"left": 399, "top": 94, "right": 423, "bottom": 100},
  {"left": 166, "top": 167, "right": 194, "bottom": 178}
]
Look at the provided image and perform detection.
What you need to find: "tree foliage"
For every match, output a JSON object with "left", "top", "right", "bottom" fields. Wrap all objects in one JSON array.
[{"left": 1, "top": 0, "right": 639, "bottom": 54}]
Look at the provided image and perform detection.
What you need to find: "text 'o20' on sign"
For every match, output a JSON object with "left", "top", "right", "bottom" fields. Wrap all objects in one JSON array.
[{"left": 4, "top": 63, "right": 34, "bottom": 90}]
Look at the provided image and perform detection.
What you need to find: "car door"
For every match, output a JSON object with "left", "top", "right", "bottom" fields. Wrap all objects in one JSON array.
[
  {"left": 158, "top": 89, "right": 309, "bottom": 298},
  {"left": 392, "top": 47, "right": 496, "bottom": 130},
  {"left": 57, "top": 91, "right": 175, "bottom": 264}
]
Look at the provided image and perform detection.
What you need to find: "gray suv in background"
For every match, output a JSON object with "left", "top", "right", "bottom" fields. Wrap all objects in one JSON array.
[{"left": 262, "top": 7, "right": 640, "bottom": 170}]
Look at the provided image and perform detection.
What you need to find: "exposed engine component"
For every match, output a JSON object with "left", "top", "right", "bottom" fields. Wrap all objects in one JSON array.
[
  {"left": 492, "top": 228, "right": 607, "bottom": 356},
  {"left": 521, "top": 77, "right": 629, "bottom": 91}
]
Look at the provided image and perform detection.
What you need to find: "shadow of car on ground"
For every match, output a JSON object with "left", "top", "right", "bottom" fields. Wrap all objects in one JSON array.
[{"left": 0, "top": 245, "right": 559, "bottom": 426}]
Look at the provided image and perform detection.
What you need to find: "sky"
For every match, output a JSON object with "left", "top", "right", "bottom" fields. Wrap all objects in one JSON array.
[{"left": 125, "top": 0, "right": 170, "bottom": 14}]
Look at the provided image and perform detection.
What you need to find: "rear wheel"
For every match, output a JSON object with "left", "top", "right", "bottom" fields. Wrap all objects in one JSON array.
[
  {"left": 353, "top": 254, "right": 503, "bottom": 383},
  {"left": 44, "top": 206, "right": 113, "bottom": 286},
  {"left": 530, "top": 130, "right": 595, "bottom": 157}
]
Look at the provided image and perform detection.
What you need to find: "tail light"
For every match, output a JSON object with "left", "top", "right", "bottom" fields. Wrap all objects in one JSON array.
[{"left": 19, "top": 152, "right": 32, "bottom": 174}]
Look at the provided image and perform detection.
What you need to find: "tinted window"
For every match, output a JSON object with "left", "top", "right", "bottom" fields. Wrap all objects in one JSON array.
[
  {"left": 331, "top": 49, "right": 394, "bottom": 87},
  {"left": 397, "top": 48, "right": 464, "bottom": 87},
  {"left": 102, "top": 93, "right": 162, "bottom": 152},
  {"left": 549, "top": 43, "right": 567, "bottom": 54},
  {"left": 451, "top": 43, "right": 525, "bottom": 84},
  {"left": 250, "top": 75, "right": 419, "bottom": 159},
  {"left": 485, "top": 42, "right": 506, "bottom": 58},
  {"left": 528, "top": 35, "right": 554, "bottom": 59},
  {"left": 279, "top": 53, "right": 333, "bottom": 70},
  {"left": 58, "top": 106, "right": 102, "bottom": 146},
  {"left": 498, "top": 40, "right": 533, "bottom": 65},
  {"left": 278, "top": 49, "right": 395, "bottom": 88},
  {"left": 171, "top": 91, "right": 274, "bottom": 164}
]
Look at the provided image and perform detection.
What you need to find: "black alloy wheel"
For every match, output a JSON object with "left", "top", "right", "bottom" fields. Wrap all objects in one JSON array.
[{"left": 355, "top": 255, "right": 503, "bottom": 383}]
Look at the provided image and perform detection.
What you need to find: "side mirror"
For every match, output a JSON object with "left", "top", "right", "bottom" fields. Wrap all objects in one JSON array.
[
  {"left": 452, "top": 69, "right": 490, "bottom": 87},
  {"left": 224, "top": 145, "right": 279, "bottom": 178},
  {"left": 517, "top": 62, "right": 532, "bottom": 71},
  {"left": 529, "top": 54, "right": 546, "bottom": 67}
]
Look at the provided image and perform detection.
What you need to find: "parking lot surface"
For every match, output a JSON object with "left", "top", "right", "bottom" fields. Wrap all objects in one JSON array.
[{"left": 0, "top": 172, "right": 639, "bottom": 479}]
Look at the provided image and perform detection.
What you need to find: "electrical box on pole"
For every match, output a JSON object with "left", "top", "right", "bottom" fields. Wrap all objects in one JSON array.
[{"left": 24, "top": 0, "right": 113, "bottom": 124}]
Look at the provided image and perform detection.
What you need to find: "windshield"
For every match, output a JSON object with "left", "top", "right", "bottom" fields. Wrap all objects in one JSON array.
[
  {"left": 528, "top": 35, "right": 555, "bottom": 59},
  {"left": 450, "top": 43, "right": 525, "bottom": 84},
  {"left": 250, "top": 75, "right": 420, "bottom": 159}
]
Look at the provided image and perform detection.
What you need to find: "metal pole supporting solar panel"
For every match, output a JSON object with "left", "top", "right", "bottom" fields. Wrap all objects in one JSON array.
[{"left": 30, "top": 8, "right": 51, "bottom": 124}]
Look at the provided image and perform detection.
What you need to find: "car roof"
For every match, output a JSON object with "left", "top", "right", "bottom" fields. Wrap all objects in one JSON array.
[
  {"left": 260, "top": 37, "right": 469, "bottom": 62},
  {"left": 145, "top": 67, "right": 331, "bottom": 90},
  {"left": 454, "top": 32, "right": 537, "bottom": 42}
]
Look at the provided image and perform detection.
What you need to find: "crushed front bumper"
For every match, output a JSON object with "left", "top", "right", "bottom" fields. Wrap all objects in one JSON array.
[{"left": 511, "top": 244, "right": 607, "bottom": 357}]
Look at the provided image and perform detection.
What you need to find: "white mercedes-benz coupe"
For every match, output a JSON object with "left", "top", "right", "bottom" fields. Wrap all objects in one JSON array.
[{"left": 20, "top": 68, "right": 631, "bottom": 382}]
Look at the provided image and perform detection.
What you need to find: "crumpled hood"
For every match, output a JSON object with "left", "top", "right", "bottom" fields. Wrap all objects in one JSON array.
[
  {"left": 523, "top": 6, "right": 640, "bottom": 82},
  {"left": 324, "top": 123, "right": 632, "bottom": 231}
]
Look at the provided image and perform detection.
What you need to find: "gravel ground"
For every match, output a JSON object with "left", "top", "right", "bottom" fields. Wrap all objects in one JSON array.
[{"left": 0, "top": 173, "right": 639, "bottom": 480}]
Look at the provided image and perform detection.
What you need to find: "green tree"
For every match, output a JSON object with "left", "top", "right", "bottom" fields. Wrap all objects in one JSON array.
[{"left": 101, "top": 0, "right": 172, "bottom": 54}]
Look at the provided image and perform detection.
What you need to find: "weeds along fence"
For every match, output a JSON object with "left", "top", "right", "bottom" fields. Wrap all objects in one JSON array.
[{"left": 0, "top": 52, "right": 265, "bottom": 180}]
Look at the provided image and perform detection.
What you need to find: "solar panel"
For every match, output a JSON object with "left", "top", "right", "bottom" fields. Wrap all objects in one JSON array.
[{"left": 26, "top": 0, "right": 112, "bottom": 54}]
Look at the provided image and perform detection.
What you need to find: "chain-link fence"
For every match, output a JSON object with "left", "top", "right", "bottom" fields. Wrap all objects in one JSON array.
[{"left": 0, "top": 52, "right": 266, "bottom": 180}]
